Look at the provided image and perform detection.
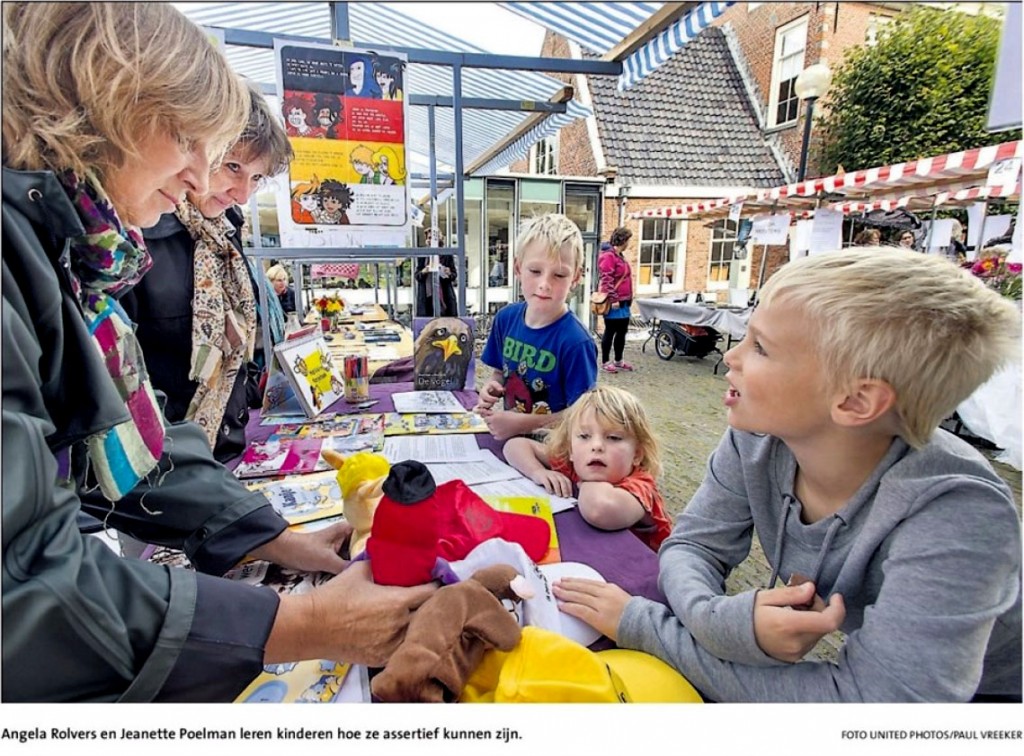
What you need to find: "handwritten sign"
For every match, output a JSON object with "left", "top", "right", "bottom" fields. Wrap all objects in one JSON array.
[{"left": 750, "top": 213, "right": 792, "bottom": 245}]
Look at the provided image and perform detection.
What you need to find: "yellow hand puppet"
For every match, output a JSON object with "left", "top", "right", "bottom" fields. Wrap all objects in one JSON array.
[{"left": 320, "top": 450, "right": 391, "bottom": 558}]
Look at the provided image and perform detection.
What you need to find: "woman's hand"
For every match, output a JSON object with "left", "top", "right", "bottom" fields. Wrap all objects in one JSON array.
[
  {"left": 552, "top": 577, "right": 632, "bottom": 642},
  {"left": 249, "top": 521, "right": 353, "bottom": 575},
  {"left": 266, "top": 562, "right": 438, "bottom": 667}
]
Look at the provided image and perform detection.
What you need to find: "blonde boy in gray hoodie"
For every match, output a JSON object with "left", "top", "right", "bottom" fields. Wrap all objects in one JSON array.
[{"left": 555, "top": 247, "right": 1022, "bottom": 702}]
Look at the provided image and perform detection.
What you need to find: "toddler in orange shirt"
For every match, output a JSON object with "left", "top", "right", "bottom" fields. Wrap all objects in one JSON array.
[{"left": 504, "top": 385, "right": 671, "bottom": 551}]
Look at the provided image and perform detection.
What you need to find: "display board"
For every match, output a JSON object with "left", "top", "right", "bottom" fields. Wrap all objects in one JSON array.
[{"left": 274, "top": 40, "right": 411, "bottom": 248}]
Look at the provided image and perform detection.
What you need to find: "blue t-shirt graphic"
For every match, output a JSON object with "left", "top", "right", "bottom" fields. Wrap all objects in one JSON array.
[{"left": 481, "top": 302, "right": 597, "bottom": 414}]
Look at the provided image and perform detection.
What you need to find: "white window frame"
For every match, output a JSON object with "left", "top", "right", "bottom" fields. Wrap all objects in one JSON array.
[
  {"left": 529, "top": 136, "right": 559, "bottom": 176},
  {"left": 637, "top": 218, "right": 685, "bottom": 293},
  {"left": 767, "top": 16, "right": 808, "bottom": 128},
  {"left": 706, "top": 219, "right": 740, "bottom": 291}
]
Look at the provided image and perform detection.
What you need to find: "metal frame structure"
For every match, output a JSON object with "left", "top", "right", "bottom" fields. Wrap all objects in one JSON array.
[{"left": 214, "top": 2, "right": 621, "bottom": 351}]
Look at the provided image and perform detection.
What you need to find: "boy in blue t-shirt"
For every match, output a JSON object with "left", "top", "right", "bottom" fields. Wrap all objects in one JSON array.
[{"left": 476, "top": 214, "right": 598, "bottom": 440}]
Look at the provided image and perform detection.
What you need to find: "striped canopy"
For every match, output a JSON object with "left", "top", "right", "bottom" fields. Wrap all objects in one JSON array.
[
  {"left": 175, "top": 2, "right": 595, "bottom": 174},
  {"left": 632, "top": 141, "right": 1023, "bottom": 219},
  {"left": 500, "top": 1, "right": 734, "bottom": 90}
]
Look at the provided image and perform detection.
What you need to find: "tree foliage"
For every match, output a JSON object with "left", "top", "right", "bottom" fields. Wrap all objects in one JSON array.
[{"left": 817, "top": 6, "right": 1020, "bottom": 173}]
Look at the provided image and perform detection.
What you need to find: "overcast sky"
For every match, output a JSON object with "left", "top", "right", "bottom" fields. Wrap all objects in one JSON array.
[{"left": 378, "top": 2, "right": 547, "bottom": 56}]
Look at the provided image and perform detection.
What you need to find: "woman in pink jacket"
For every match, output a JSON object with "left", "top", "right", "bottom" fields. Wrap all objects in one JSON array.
[{"left": 598, "top": 227, "right": 636, "bottom": 373}]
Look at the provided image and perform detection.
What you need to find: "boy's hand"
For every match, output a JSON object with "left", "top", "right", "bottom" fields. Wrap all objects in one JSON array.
[
  {"left": 530, "top": 469, "right": 573, "bottom": 498},
  {"left": 552, "top": 577, "right": 631, "bottom": 641},
  {"left": 474, "top": 379, "right": 505, "bottom": 411},
  {"left": 478, "top": 408, "right": 524, "bottom": 441},
  {"left": 753, "top": 583, "right": 846, "bottom": 663}
]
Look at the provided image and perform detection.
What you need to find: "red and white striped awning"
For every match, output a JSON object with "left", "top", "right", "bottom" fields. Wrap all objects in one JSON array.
[
  {"left": 762, "top": 140, "right": 1022, "bottom": 203},
  {"left": 831, "top": 180, "right": 1022, "bottom": 215},
  {"left": 629, "top": 140, "right": 1022, "bottom": 220},
  {"left": 631, "top": 195, "right": 744, "bottom": 219}
]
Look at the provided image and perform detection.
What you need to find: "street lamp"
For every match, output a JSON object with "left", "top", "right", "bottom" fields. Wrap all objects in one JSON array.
[{"left": 794, "top": 63, "right": 832, "bottom": 182}]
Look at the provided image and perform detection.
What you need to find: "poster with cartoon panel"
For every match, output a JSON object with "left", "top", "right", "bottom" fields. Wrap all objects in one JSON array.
[{"left": 275, "top": 40, "right": 410, "bottom": 242}]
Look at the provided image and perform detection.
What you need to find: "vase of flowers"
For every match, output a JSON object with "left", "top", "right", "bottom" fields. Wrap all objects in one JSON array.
[
  {"left": 315, "top": 291, "right": 346, "bottom": 331},
  {"left": 970, "top": 252, "right": 1022, "bottom": 301}
]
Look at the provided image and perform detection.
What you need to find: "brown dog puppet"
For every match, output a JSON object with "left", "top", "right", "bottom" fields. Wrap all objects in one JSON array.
[{"left": 370, "top": 564, "right": 529, "bottom": 703}]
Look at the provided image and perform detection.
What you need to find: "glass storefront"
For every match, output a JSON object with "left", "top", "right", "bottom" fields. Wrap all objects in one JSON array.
[{"left": 245, "top": 176, "right": 603, "bottom": 319}]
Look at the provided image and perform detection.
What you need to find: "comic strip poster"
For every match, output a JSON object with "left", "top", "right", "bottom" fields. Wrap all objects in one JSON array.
[{"left": 274, "top": 40, "right": 410, "bottom": 246}]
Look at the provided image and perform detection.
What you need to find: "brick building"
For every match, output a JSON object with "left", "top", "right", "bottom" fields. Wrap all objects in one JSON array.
[{"left": 510, "top": 2, "right": 928, "bottom": 298}]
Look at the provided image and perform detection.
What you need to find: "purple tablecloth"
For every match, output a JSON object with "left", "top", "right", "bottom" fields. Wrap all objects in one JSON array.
[{"left": 242, "top": 381, "right": 664, "bottom": 605}]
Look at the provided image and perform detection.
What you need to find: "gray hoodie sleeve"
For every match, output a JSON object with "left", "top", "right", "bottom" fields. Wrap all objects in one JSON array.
[
  {"left": 656, "top": 430, "right": 782, "bottom": 666},
  {"left": 620, "top": 474, "right": 1021, "bottom": 702}
]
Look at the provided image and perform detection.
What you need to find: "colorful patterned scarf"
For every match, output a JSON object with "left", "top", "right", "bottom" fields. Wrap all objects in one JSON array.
[
  {"left": 59, "top": 171, "right": 165, "bottom": 501},
  {"left": 175, "top": 200, "right": 257, "bottom": 449}
]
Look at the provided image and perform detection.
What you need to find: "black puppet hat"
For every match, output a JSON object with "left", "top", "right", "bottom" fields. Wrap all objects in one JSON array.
[{"left": 381, "top": 460, "right": 437, "bottom": 505}]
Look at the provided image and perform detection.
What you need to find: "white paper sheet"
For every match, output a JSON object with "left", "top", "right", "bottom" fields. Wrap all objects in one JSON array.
[
  {"left": 791, "top": 219, "right": 813, "bottom": 258},
  {"left": 426, "top": 450, "right": 524, "bottom": 486},
  {"left": 808, "top": 208, "right": 843, "bottom": 254},
  {"left": 471, "top": 477, "right": 577, "bottom": 513},
  {"left": 366, "top": 347, "right": 400, "bottom": 361},
  {"left": 922, "top": 218, "right": 954, "bottom": 250},
  {"left": 383, "top": 434, "right": 483, "bottom": 463},
  {"left": 979, "top": 214, "right": 1013, "bottom": 248},
  {"left": 750, "top": 213, "right": 791, "bottom": 245},
  {"left": 966, "top": 201, "right": 987, "bottom": 251},
  {"left": 391, "top": 390, "right": 467, "bottom": 414}
]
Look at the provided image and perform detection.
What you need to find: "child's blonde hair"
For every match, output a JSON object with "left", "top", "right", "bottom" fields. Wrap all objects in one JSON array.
[
  {"left": 546, "top": 386, "right": 662, "bottom": 479},
  {"left": 514, "top": 213, "right": 585, "bottom": 277},
  {"left": 758, "top": 246, "right": 1021, "bottom": 448}
]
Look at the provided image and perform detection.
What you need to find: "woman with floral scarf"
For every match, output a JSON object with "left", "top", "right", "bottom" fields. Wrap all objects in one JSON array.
[
  {"left": 122, "top": 84, "right": 292, "bottom": 461},
  {"left": 2, "top": 2, "right": 434, "bottom": 702}
]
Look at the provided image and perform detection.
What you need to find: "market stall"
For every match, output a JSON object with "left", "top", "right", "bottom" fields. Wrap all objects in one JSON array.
[{"left": 631, "top": 141, "right": 1022, "bottom": 468}]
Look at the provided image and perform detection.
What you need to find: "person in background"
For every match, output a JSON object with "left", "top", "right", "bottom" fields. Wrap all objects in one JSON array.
[
  {"left": 897, "top": 230, "right": 916, "bottom": 249},
  {"left": 122, "top": 84, "right": 292, "bottom": 462},
  {"left": 415, "top": 228, "right": 457, "bottom": 317},
  {"left": 505, "top": 385, "right": 672, "bottom": 551},
  {"left": 555, "top": 247, "right": 1021, "bottom": 703},
  {"left": 489, "top": 255, "right": 506, "bottom": 287},
  {"left": 599, "top": 227, "right": 637, "bottom": 373},
  {"left": 2, "top": 1, "right": 434, "bottom": 703},
  {"left": 949, "top": 218, "right": 967, "bottom": 264},
  {"left": 268, "top": 263, "right": 297, "bottom": 313},
  {"left": 853, "top": 228, "right": 881, "bottom": 246},
  {"left": 475, "top": 214, "right": 599, "bottom": 440}
]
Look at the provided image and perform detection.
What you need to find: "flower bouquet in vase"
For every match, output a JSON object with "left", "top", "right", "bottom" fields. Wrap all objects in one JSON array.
[
  {"left": 314, "top": 291, "right": 346, "bottom": 332},
  {"left": 970, "top": 253, "right": 1022, "bottom": 301}
]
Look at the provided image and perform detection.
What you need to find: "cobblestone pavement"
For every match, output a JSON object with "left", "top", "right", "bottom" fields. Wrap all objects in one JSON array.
[{"left": 479, "top": 325, "right": 1022, "bottom": 663}]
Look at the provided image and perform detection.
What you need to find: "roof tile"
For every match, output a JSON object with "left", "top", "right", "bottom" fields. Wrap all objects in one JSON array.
[{"left": 586, "top": 28, "right": 784, "bottom": 187}]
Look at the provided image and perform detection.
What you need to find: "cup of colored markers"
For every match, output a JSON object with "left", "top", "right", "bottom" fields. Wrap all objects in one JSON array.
[{"left": 344, "top": 354, "right": 370, "bottom": 403}]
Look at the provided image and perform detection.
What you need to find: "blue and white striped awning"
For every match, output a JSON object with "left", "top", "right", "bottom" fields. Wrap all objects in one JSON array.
[
  {"left": 500, "top": 1, "right": 734, "bottom": 90},
  {"left": 174, "top": 2, "right": 595, "bottom": 174},
  {"left": 475, "top": 100, "right": 593, "bottom": 175},
  {"left": 501, "top": 2, "right": 664, "bottom": 54},
  {"left": 619, "top": 1, "right": 734, "bottom": 89}
]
